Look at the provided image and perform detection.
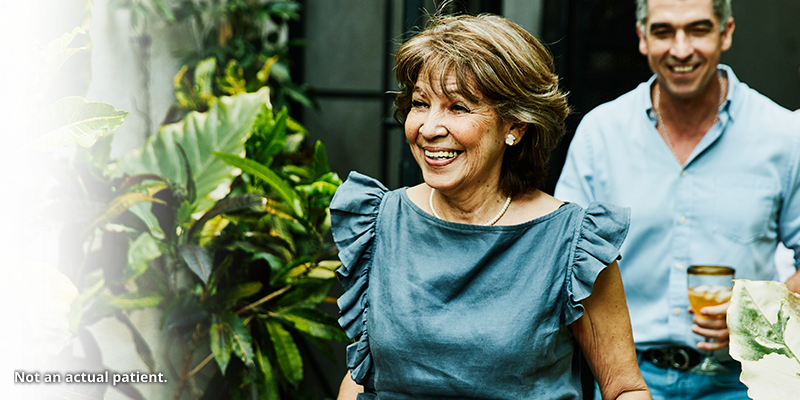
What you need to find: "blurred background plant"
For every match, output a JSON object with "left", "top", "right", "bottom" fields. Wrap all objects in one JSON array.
[
  {"left": 111, "top": 0, "right": 314, "bottom": 132},
  {"left": 19, "top": 1, "right": 348, "bottom": 399}
]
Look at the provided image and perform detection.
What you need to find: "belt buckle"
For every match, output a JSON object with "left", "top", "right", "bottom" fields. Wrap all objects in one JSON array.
[
  {"left": 649, "top": 348, "right": 672, "bottom": 368},
  {"left": 646, "top": 347, "right": 692, "bottom": 370},
  {"left": 670, "top": 348, "right": 691, "bottom": 370}
]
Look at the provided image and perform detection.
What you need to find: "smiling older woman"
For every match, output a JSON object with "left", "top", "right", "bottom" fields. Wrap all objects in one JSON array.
[{"left": 330, "top": 13, "right": 651, "bottom": 400}]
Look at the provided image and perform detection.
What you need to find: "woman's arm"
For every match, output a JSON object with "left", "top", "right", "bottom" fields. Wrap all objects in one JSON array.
[
  {"left": 337, "top": 372, "right": 364, "bottom": 400},
  {"left": 570, "top": 261, "right": 651, "bottom": 400}
]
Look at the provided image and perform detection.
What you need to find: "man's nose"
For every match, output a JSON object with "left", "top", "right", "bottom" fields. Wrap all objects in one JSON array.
[{"left": 670, "top": 30, "right": 693, "bottom": 60}]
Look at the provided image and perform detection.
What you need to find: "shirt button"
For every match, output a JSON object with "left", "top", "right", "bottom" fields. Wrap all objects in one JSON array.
[
  {"left": 673, "top": 308, "right": 682, "bottom": 316},
  {"left": 681, "top": 170, "right": 687, "bottom": 177},
  {"left": 678, "top": 216, "right": 686, "bottom": 224},
  {"left": 675, "top": 262, "right": 684, "bottom": 270}
]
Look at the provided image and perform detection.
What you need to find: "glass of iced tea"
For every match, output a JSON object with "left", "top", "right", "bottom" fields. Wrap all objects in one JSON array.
[{"left": 687, "top": 265, "right": 735, "bottom": 374}]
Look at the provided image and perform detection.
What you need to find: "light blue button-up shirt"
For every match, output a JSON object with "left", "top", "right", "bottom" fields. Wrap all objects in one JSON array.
[{"left": 555, "top": 65, "right": 800, "bottom": 349}]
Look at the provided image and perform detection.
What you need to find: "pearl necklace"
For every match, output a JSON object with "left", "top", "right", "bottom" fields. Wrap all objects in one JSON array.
[
  {"left": 654, "top": 73, "right": 726, "bottom": 166},
  {"left": 429, "top": 188, "right": 512, "bottom": 226}
]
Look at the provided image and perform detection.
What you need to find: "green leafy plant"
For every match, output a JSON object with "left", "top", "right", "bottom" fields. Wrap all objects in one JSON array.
[
  {"left": 54, "top": 58, "right": 346, "bottom": 399},
  {"left": 33, "top": 2, "right": 343, "bottom": 398},
  {"left": 113, "top": 0, "right": 313, "bottom": 114},
  {"left": 728, "top": 279, "right": 800, "bottom": 399}
]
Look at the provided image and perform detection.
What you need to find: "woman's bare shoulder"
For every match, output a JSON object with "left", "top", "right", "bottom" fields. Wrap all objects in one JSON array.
[
  {"left": 500, "top": 190, "right": 565, "bottom": 225},
  {"left": 405, "top": 183, "right": 431, "bottom": 212}
]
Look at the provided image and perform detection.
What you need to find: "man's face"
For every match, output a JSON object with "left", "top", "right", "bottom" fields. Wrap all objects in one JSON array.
[{"left": 637, "top": 0, "right": 734, "bottom": 100}]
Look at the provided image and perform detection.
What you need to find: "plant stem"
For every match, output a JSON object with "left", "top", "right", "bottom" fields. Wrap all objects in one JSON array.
[
  {"left": 235, "top": 285, "right": 292, "bottom": 315},
  {"left": 188, "top": 353, "right": 214, "bottom": 378},
  {"left": 172, "top": 348, "right": 195, "bottom": 400},
  {"left": 172, "top": 324, "right": 201, "bottom": 400}
]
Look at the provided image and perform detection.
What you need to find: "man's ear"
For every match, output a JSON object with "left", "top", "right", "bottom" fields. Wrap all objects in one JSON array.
[
  {"left": 636, "top": 22, "right": 649, "bottom": 56},
  {"left": 720, "top": 17, "right": 735, "bottom": 52}
]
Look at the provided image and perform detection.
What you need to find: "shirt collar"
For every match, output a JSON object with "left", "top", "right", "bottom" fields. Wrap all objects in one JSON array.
[{"left": 643, "top": 64, "right": 739, "bottom": 122}]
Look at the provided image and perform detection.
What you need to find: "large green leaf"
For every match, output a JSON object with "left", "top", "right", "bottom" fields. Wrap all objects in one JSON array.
[
  {"left": 177, "top": 244, "right": 213, "bottom": 285},
  {"left": 115, "top": 87, "right": 270, "bottom": 213},
  {"left": 254, "top": 343, "right": 278, "bottom": 400},
  {"left": 86, "top": 192, "right": 165, "bottom": 234},
  {"left": 264, "top": 319, "right": 303, "bottom": 385},
  {"left": 28, "top": 96, "right": 130, "bottom": 151},
  {"left": 3, "top": 56, "right": 42, "bottom": 132},
  {"left": 211, "top": 314, "right": 233, "bottom": 374},
  {"left": 251, "top": 106, "right": 287, "bottom": 165},
  {"left": 217, "top": 282, "right": 263, "bottom": 305},
  {"left": 99, "top": 292, "right": 163, "bottom": 310},
  {"left": 194, "top": 57, "right": 217, "bottom": 98},
  {"left": 276, "top": 307, "right": 349, "bottom": 341},
  {"left": 224, "top": 312, "right": 254, "bottom": 367},
  {"left": 121, "top": 232, "right": 162, "bottom": 284},
  {"left": 214, "top": 152, "right": 304, "bottom": 218},
  {"left": 0, "top": 246, "right": 78, "bottom": 364},
  {"left": 187, "top": 194, "right": 268, "bottom": 240},
  {"left": 728, "top": 279, "right": 800, "bottom": 399}
]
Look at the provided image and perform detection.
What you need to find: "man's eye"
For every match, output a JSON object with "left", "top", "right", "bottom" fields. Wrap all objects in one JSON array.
[{"left": 690, "top": 28, "right": 711, "bottom": 36}]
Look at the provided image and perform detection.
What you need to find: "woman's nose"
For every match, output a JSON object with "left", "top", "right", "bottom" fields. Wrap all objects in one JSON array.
[{"left": 419, "top": 110, "right": 447, "bottom": 139}]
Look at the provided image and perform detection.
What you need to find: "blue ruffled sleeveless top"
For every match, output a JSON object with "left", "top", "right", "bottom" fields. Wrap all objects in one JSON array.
[{"left": 331, "top": 172, "right": 630, "bottom": 400}]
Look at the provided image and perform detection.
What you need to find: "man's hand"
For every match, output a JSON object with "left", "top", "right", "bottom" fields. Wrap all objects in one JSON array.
[
  {"left": 785, "top": 269, "right": 800, "bottom": 294},
  {"left": 687, "top": 302, "right": 730, "bottom": 351}
]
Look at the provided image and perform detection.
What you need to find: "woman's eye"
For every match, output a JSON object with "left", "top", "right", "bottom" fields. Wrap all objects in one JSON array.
[
  {"left": 411, "top": 100, "right": 428, "bottom": 108},
  {"left": 452, "top": 104, "right": 470, "bottom": 113}
]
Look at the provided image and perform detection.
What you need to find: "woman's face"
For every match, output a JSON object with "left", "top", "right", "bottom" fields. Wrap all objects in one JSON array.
[{"left": 405, "top": 70, "right": 519, "bottom": 195}]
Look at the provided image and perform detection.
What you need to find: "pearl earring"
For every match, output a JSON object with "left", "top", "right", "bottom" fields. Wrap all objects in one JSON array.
[{"left": 505, "top": 134, "right": 516, "bottom": 146}]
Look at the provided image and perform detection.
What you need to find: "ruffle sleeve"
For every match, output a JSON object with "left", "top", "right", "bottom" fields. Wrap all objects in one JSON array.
[
  {"left": 564, "top": 202, "right": 630, "bottom": 325},
  {"left": 330, "top": 171, "right": 387, "bottom": 386}
]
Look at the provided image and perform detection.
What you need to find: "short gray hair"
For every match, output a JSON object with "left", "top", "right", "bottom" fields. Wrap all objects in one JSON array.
[{"left": 636, "top": 0, "right": 732, "bottom": 34}]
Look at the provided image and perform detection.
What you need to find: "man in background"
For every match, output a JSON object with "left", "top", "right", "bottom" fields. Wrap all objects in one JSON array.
[{"left": 555, "top": 0, "right": 800, "bottom": 398}]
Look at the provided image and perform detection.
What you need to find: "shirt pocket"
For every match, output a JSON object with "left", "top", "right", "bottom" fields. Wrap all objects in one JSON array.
[{"left": 712, "top": 177, "right": 778, "bottom": 243}]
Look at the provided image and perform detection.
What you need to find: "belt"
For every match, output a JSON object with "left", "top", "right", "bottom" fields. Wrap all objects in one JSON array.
[{"left": 640, "top": 347, "right": 701, "bottom": 370}]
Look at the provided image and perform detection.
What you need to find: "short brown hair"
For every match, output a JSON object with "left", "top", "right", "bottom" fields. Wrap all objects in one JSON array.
[{"left": 394, "top": 14, "right": 571, "bottom": 196}]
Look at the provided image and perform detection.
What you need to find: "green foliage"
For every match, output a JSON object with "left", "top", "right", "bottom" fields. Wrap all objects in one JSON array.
[
  {"left": 115, "top": 87, "right": 271, "bottom": 213},
  {"left": 53, "top": 59, "right": 345, "bottom": 399},
  {"left": 728, "top": 279, "right": 800, "bottom": 399},
  {"left": 113, "top": 0, "right": 313, "bottom": 113},
  {"left": 0, "top": 0, "right": 346, "bottom": 399}
]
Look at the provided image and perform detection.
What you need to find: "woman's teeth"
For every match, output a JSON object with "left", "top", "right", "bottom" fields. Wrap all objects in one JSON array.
[
  {"left": 425, "top": 150, "right": 458, "bottom": 160},
  {"left": 673, "top": 65, "right": 694, "bottom": 73}
]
